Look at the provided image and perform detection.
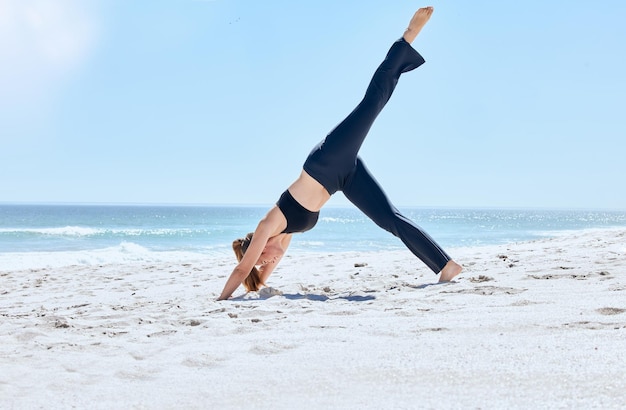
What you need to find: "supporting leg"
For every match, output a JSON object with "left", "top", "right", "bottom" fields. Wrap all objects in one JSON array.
[{"left": 343, "top": 158, "right": 452, "bottom": 274}]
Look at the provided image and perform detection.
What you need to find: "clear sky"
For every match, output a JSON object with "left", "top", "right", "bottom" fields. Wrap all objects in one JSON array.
[{"left": 1, "top": 0, "right": 625, "bottom": 209}]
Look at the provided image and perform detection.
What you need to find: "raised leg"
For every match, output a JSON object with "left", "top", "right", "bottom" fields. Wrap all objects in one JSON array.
[{"left": 303, "top": 38, "right": 426, "bottom": 195}]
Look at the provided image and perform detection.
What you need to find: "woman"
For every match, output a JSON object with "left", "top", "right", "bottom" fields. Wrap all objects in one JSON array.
[{"left": 218, "top": 6, "right": 462, "bottom": 301}]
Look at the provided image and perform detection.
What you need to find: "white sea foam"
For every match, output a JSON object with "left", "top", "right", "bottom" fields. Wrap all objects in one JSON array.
[
  {"left": 0, "top": 242, "right": 208, "bottom": 271},
  {"left": 296, "top": 241, "right": 325, "bottom": 248},
  {"left": 0, "top": 226, "right": 102, "bottom": 236},
  {"left": 0, "top": 226, "right": 199, "bottom": 237},
  {"left": 530, "top": 226, "right": 626, "bottom": 238}
]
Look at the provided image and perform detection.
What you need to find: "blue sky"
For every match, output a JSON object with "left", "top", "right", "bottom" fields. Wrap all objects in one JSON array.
[{"left": 1, "top": 0, "right": 625, "bottom": 209}]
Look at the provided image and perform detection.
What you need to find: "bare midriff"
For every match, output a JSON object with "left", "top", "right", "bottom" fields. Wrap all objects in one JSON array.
[{"left": 286, "top": 170, "right": 331, "bottom": 212}]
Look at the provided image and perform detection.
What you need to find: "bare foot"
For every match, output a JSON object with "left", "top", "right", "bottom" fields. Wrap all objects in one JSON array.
[
  {"left": 438, "top": 260, "right": 463, "bottom": 282},
  {"left": 403, "top": 6, "right": 434, "bottom": 44}
]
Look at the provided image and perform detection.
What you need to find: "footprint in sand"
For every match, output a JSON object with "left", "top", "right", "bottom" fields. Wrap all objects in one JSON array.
[
  {"left": 180, "top": 319, "right": 203, "bottom": 327},
  {"left": 181, "top": 354, "right": 226, "bottom": 368},
  {"left": 249, "top": 341, "right": 296, "bottom": 356},
  {"left": 115, "top": 369, "right": 158, "bottom": 381},
  {"left": 527, "top": 272, "right": 604, "bottom": 280},
  {"left": 48, "top": 317, "right": 71, "bottom": 329},
  {"left": 442, "top": 286, "right": 525, "bottom": 296},
  {"left": 14, "top": 330, "right": 48, "bottom": 342},
  {"left": 146, "top": 330, "right": 177, "bottom": 338},
  {"left": 596, "top": 307, "right": 626, "bottom": 316},
  {"left": 469, "top": 275, "right": 493, "bottom": 283},
  {"left": 510, "top": 299, "right": 541, "bottom": 307},
  {"left": 425, "top": 327, "right": 448, "bottom": 332},
  {"left": 563, "top": 321, "right": 626, "bottom": 330}
]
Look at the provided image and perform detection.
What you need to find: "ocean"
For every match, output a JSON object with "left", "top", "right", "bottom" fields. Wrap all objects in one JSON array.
[{"left": 1, "top": 204, "right": 625, "bottom": 271}]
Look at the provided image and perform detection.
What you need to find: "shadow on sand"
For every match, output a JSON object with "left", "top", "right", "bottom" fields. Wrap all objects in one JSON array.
[
  {"left": 230, "top": 282, "right": 458, "bottom": 301},
  {"left": 283, "top": 293, "right": 375, "bottom": 302},
  {"left": 230, "top": 290, "right": 376, "bottom": 302},
  {"left": 410, "top": 280, "right": 457, "bottom": 290}
]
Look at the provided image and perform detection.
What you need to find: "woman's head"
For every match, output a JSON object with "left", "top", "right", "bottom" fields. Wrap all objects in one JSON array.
[{"left": 232, "top": 232, "right": 263, "bottom": 292}]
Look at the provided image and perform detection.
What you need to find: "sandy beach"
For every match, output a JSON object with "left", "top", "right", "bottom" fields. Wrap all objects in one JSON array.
[{"left": 1, "top": 228, "right": 625, "bottom": 409}]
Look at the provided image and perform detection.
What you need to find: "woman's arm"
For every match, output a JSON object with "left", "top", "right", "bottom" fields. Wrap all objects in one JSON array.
[{"left": 217, "top": 207, "right": 286, "bottom": 300}]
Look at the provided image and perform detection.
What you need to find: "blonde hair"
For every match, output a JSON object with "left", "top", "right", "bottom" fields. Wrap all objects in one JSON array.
[{"left": 232, "top": 232, "right": 264, "bottom": 292}]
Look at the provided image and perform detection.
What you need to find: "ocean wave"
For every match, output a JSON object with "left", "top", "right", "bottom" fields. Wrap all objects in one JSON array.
[
  {"left": 296, "top": 241, "right": 325, "bottom": 248},
  {"left": 0, "top": 241, "right": 211, "bottom": 271},
  {"left": 0, "top": 226, "right": 102, "bottom": 236},
  {"left": 0, "top": 226, "right": 204, "bottom": 238},
  {"left": 529, "top": 226, "right": 626, "bottom": 238}
]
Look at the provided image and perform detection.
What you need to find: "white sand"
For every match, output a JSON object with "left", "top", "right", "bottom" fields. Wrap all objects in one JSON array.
[{"left": 1, "top": 228, "right": 625, "bottom": 409}]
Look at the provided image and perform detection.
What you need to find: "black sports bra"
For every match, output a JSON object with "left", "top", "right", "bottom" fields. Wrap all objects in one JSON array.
[{"left": 276, "top": 190, "right": 319, "bottom": 234}]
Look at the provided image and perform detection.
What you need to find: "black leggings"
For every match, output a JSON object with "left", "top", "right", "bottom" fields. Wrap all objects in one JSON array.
[{"left": 303, "top": 38, "right": 451, "bottom": 273}]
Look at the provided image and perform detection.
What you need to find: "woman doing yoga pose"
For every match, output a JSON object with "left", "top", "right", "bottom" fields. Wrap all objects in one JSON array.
[{"left": 218, "top": 6, "right": 462, "bottom": 301}]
